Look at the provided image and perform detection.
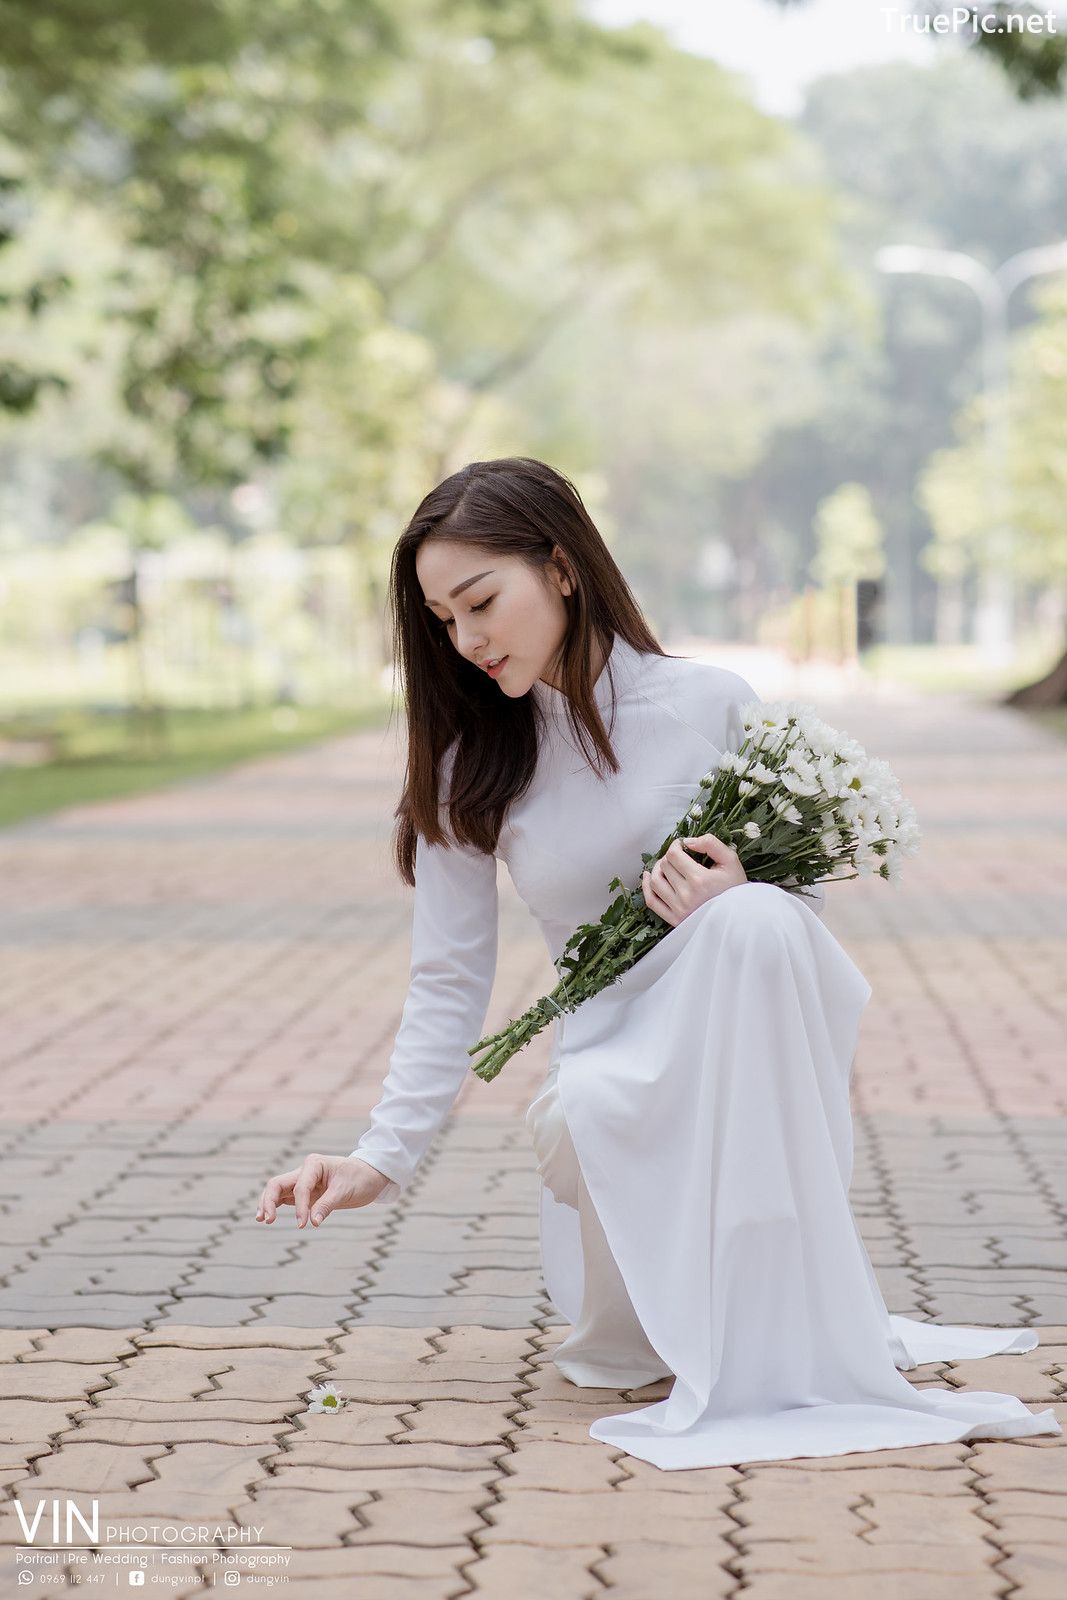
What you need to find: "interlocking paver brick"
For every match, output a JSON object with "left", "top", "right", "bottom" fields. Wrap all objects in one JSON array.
[
  {"left": 479, "top": 1487, "right": 737, "bottom": 1547},
  {"left": 944, "top": 1353, "right": 1064, "bottom": 1402},
  {"left": 59, "top": 1417, "right": 289, "bottom": 1446},
  {"left": 396, "top": 1400, "right": 524, "bottom": 1446},
  {"left": 993, "top": 1548, "right": 1067, "bottom": 1600},
  {"left": 491, "top": 1437, "right": 626, "bottom": 1491},
  {"left": 723, "top": 1575, "right": 1005, "bottom": 1600},
  {"left": 97, "top": 1352, "right": 238, "bottom": 1402},
  {"left": 134, "top": 1324, "right": 336, "bottom": 1350},
  {"left": 0, "top": 1360, "right": 123, "bottom": 1402},
  {"left": 0, "top": 680, "right": 1064, "bottom": 1598},
  {"left": 7, "top": 1441, "right": 170, "bottom": 1493},
  {"left": 857, "top": 1489, "right": 994, "bottom": 1544},
  {"left": 458, "top": 1543, "right": 621, "bottom": 1597},
  {"left": 15, "top": 1329, "right": 140, "bottom": 1364},
  {"left": 742, "top": 1541, "right": 999, "bottom": 1575},
  {"left": 968, "top": 1436, "right": 1067, "bottom": 1492},
  {"left": 228, "top": 1486, "right": 376, "bottom": 1547},
  {"left": 980, "top": 1490, "right": 1067, "bottom": 1544}
]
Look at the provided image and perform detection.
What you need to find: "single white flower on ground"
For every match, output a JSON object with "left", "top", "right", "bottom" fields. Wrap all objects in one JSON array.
[{"left": 306, "top": 1381, "right": 345, "bottom": 1413}]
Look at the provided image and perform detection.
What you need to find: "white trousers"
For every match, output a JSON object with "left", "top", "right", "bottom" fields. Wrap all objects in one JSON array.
[{"left": 526, "top": 1057, "right": 674, "bottom": 1388}]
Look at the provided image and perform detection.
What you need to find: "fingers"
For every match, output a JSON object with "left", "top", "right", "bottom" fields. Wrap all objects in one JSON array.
[
  {"left": 256, "top": 1168, "right": 301, "bottom": 1225},
  {"left": 681, "top": 832, "right": 737, "bottom": 868},
  {"left": 649, "top": 838, "right": 709, "bottom": 897},
  {"left": 663, "top": 837, "right": 711, "bottom": 884},
  {"left": 641, "top": 868, "right": 677, "bottom": 926},
  {"left": 308, "top": 1182, "right": 343, "bottom": 1228},
  {"left": 642, "top": 834, "right": 745, "bottom": 930},
  {"left": 293, "top": 1155, "right": 327, "bottom": 1229},
  {"left": 255, "top": 1157, "right": 354, "bottom": 1227}
]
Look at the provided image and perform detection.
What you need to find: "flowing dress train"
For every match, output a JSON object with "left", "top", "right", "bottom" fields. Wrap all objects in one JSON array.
[{"left": 526, "top": 880, "right": 1058, "bottom": 1469}]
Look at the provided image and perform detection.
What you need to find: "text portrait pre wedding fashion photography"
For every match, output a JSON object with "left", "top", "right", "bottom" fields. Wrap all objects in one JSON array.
[{"left": 256, "top": 457, "right": 1060, "bottom": 1474}]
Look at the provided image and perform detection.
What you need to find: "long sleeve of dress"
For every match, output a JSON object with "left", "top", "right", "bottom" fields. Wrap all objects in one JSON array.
[{"left": 349, "top": 826, "right": 499, "bottom": 1203}]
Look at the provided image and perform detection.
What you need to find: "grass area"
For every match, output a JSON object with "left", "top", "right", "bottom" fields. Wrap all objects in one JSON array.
[
  {"left": 862, "top": 641, "right": 1060, "bottom": 697},
  {"left": 0, "top": 699, "right": 394, "bottom": 828},
  {"left": 1023, "top": 706, "right": 1067, "bottom": 743},
  {"left": 860, "top": 642, "right": 1067, "bottom": 743}
]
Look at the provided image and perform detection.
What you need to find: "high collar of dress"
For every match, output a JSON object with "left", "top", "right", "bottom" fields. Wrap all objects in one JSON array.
[{"left": 529, "top": 633, "right": 645, "bottom": 719}]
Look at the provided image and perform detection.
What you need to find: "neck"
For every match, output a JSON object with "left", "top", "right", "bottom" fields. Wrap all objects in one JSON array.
[{"left": 540, "top": 632, "right": 611, "bottom": 694}]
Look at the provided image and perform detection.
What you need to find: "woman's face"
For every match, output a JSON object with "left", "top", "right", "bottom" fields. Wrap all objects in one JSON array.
[{"left": 416, "top": 539, "right": 573, "bottom": 697}]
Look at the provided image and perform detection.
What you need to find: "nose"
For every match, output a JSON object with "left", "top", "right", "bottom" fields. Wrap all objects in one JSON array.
[{"left": 453, "top": 620, "right": 488, "bottom": 662}]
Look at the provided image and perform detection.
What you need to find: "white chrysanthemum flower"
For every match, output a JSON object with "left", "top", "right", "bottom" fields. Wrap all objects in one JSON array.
[
  {"left": 898, "top": 815, "right": 922, "bottom": 854},
  {"left": 306, "top": 1382, "right": 345, "bottom": 1414},
  {"left": 709, "top": 699, "right": 918, "bottom": 891},
  {"left": 743, "top": 821, "right": 762, "bottom": 839},
  {"left": 689, "top": 805, "right": 702, "bottom": 819},
  {"left": 777, "top": 801, "right": 803, "bottom": 826}
]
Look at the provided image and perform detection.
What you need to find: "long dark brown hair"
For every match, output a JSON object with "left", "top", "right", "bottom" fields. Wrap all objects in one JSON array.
[{"left": 390, "top": 456, "right": 667, "bottom": 885}]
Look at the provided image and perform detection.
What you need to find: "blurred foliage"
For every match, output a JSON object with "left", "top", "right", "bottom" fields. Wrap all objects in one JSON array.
[
  {"left": 0, "top": 0, "right": 848, "bottom": 689},
  {"left": 810, "top": 483, "right": 886, "bottom": 588},
  {"left": 919, "top": 276, "right": 1067, "bottom": 589},
  {"left": 711, "top": 52, "right": 1067, "bottom": 649},
  {"left": 0, "top": 0, "right": 1065, "bottom": 737},
  {"left": 0, "top": 0, "right": 649, "bottom": 477}
]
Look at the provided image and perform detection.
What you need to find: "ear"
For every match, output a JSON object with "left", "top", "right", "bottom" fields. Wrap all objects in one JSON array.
[{"left": 550, "top": 544, "right": 576, "bottom": 597}]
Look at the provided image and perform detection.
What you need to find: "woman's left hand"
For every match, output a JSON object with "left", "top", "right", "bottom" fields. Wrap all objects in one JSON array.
[{"left": 641, "top": 833, "right": 748, "bottom": 928}]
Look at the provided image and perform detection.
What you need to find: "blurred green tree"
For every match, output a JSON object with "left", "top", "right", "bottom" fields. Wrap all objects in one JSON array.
[{"left": 919, "top": 278, "right": 1067, "bottom": 701}]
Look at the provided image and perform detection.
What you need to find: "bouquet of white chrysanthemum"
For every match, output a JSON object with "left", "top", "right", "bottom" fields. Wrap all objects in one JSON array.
[{"left": 467, "top": 702, "right": 920, "bottom": 1083}]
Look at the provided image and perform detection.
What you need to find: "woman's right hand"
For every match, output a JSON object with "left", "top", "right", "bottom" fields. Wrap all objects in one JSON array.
[{"left": 255, "top": 1154, "right": 392, "bottom": 1227}]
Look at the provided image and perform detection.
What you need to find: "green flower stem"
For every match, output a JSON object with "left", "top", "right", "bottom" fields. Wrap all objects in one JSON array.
[{"left": 467, "top": 722, "right": 906, "bottom": 1083}]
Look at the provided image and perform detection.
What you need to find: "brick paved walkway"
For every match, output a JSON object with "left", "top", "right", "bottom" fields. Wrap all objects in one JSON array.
[{"left": 1, "top": 684, "right": 1064, "bottom": 1597}]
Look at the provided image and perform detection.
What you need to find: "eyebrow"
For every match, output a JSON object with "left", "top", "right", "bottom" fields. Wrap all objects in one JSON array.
[{"left": 423, "top": 570, "right": 495, "bottom": 608}]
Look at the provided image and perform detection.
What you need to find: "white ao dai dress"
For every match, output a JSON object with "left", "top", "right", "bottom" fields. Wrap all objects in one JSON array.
[{"left": 351, "top": 635, "right": 1060, "bottom": 1469}]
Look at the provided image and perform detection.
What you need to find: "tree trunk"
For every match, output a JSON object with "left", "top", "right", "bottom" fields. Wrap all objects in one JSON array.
[
  {"left": 934, "top": 575, "right": 965, "bottom": 647},
  {"left": 1003, "top": 638, "right": 1067, "bottom": 707}
]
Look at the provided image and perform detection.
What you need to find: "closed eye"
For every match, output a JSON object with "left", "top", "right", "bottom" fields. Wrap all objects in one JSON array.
[{"left": 435, "top": 596, "right": 493, "bottom": 630}]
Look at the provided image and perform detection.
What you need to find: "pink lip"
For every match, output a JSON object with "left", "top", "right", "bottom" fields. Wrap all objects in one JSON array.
[{"left": 485, "top": 656, "right": 508, "bottom": 678}]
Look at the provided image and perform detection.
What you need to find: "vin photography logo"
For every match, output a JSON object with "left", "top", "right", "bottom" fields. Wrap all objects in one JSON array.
[{"left": 11, "top": 1499, "right": 291, "bottom": 1588}]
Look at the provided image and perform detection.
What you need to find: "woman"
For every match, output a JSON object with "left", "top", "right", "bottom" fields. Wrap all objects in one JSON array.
[{"left": 256, "top": 456, "right": 1059, "bottom": 1471}]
